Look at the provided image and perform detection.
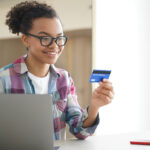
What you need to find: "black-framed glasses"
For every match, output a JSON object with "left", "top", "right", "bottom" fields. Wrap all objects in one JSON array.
[{"left": 26, "top": 32, "right": 68, "bottom": 47}]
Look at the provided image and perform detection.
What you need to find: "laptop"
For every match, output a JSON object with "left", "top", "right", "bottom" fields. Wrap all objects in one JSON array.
[{"left": 0, "top": 94, "right": 56, "bottom": 150}]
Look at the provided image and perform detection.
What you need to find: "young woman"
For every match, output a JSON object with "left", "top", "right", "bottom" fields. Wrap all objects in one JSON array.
[{"left": 0, "top": 1, "right": 114, "bottom": 140}]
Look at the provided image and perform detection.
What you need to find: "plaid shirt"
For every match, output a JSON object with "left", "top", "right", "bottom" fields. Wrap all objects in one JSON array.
[{"left": 0, "top": 55, "right": 99, "bottom": 140}]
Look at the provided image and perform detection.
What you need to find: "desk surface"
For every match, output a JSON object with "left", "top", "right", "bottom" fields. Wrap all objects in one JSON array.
[{"left": 55, "top": 131, "right": 150, "bottom": 150}]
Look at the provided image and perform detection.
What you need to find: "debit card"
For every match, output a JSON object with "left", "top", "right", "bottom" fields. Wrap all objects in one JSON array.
[{"left": 89, "top": 70, "right": 111, "bottom": 83}]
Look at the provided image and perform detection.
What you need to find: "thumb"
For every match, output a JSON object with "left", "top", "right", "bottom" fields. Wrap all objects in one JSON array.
[{"left": 98, "top": 81, "right": 103, "bottom": 86}]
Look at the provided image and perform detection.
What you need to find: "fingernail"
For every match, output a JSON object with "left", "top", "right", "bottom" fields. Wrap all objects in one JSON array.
[{"left": 102, "top": 79, "right": 106, "bottom": 82}]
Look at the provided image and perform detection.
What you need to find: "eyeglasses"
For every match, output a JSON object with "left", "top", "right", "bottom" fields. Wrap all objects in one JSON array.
[{"left": 26, "top": 32, "right": 68, "bottom": 47}]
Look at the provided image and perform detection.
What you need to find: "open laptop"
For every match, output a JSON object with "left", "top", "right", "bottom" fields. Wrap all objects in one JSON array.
[{"left": 0, "top": 94, "right": 56, "bottom": 150}]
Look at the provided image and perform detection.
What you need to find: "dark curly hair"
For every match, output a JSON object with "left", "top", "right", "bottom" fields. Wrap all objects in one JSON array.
[{"left": 5, "top": 1, "right": 59, "bottom": 35}]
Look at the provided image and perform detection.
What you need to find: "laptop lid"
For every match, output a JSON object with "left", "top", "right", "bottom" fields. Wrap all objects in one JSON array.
[{"left": 0, "top": 94, "right": 54, "bottom": 150}]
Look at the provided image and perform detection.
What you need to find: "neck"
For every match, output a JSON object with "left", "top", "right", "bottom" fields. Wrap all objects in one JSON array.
[{"left": 25, "top": 55, "right": 50, "bottom": 77}]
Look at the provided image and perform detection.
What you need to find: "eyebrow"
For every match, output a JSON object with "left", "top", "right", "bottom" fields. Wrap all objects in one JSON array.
[{"left": 38, "top": 31, "right": 63, "bottom": 36}]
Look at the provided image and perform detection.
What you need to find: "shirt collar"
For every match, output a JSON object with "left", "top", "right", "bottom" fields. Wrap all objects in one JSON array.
[
  {"left": 14, "top": 54, "right": 60, "bottom": 77},
  {"left": 13, "top": 54, "right": 28, "bottom": 74},
  {"left": 50, "top": 64, "right": 60, "bottom": 77}
]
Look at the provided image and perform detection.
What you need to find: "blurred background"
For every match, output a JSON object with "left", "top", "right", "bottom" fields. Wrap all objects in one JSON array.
[
  {"left": 94, "top": 0, "right": 150, "bottom": 135},
  {"left": 0, "top": 0, "right": 92, "bottom": 139}
]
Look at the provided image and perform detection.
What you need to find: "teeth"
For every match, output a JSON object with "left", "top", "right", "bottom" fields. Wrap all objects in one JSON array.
[{"left": 47, "top": 52, "right": 57, "bottom": 55}]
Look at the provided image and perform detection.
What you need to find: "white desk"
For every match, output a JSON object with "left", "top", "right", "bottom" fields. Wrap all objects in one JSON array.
[{"left": 55, "top": 131, "right": 150, "bottom": 150}]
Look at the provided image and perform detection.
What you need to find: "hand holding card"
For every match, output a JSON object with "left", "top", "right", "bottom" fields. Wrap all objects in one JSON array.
[
  {"left": 83, "top": 69, "right": 114, "bottom": 128},
  {"left": 90, "top": 69, "right": 114, "bottom": 108}
]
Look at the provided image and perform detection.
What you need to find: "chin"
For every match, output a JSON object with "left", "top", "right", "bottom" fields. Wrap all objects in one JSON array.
[
  {"left": 41, "top": 55, "right": 59, "bottom": 65},
  {"left": 46, "top": 59, "right": 57, "bottom": 65}
]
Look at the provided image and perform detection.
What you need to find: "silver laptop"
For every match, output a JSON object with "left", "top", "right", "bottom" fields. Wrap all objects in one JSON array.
[{"left": 0, "top": 94, "right": 55, "bottom": 150}]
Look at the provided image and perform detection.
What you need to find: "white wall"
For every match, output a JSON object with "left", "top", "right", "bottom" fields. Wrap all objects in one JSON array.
[
  {"left": 94, "top": 0, "right": 150, "bottom": 134},
  {"left": 0, "top": 0, "right": 92, "bottom": 39}
]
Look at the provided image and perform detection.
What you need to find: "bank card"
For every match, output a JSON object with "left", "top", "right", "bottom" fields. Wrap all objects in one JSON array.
[{"left": 89, "top": 70, "right": 111, "bottom": 83}]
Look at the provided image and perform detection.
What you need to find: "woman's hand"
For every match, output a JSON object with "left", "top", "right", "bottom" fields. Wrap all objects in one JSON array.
[
  {"left": 83, "top": 79, "right": 114, "bottom": 128},
  {"left": 90, "top": 79, "right": 114, "bottom": 110}
]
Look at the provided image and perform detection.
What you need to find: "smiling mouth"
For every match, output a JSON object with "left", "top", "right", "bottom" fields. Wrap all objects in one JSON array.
[{"left": 43, "top": 51, "right": 58, "bottom": 55}]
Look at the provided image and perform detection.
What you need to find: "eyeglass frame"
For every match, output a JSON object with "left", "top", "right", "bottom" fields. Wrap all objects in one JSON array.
[{"left": 25, "top": 32, "right": 68, "bottom": 47}]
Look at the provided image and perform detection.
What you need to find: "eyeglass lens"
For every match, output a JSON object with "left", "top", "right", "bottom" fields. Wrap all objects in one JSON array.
[{"left": 41, "top": 36, "right": 67, "bottom": 46}]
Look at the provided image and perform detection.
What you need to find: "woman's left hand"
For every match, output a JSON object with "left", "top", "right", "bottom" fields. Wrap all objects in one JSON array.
[
  {"left": 82, "top": 79, "right": 114, "bottom": 128},
  {"left": 90, "top": 79, "right": 115, "bottom": 110}
]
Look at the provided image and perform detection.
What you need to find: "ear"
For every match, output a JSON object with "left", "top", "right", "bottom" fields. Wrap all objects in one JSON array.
[{"left": 21, "top": 34, "right": 30, "bottom": 49}]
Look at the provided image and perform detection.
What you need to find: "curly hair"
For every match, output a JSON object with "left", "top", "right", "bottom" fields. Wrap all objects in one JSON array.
[{"left": 5, "top": 1, "right": 58, "bottom": 35}]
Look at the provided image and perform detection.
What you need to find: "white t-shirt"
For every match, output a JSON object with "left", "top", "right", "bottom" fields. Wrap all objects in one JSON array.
[{"left": 27, "top": 72, "right": 50, "bottom": 94}]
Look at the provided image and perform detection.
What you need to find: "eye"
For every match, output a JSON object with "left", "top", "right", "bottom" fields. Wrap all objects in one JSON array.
[
  {"left": 42, "top": 36, "right": 51, "bottom": 41},
  {"left": 41, "top": 36, "right": 52, "bottom": 45},
  {"left": 56, "top": 36, "right": 67, "bottom": 46}
]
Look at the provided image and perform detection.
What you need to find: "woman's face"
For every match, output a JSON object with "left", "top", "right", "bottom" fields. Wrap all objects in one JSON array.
[{"left": 24, "top": 17, "right": 64, "bottom": 65}]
